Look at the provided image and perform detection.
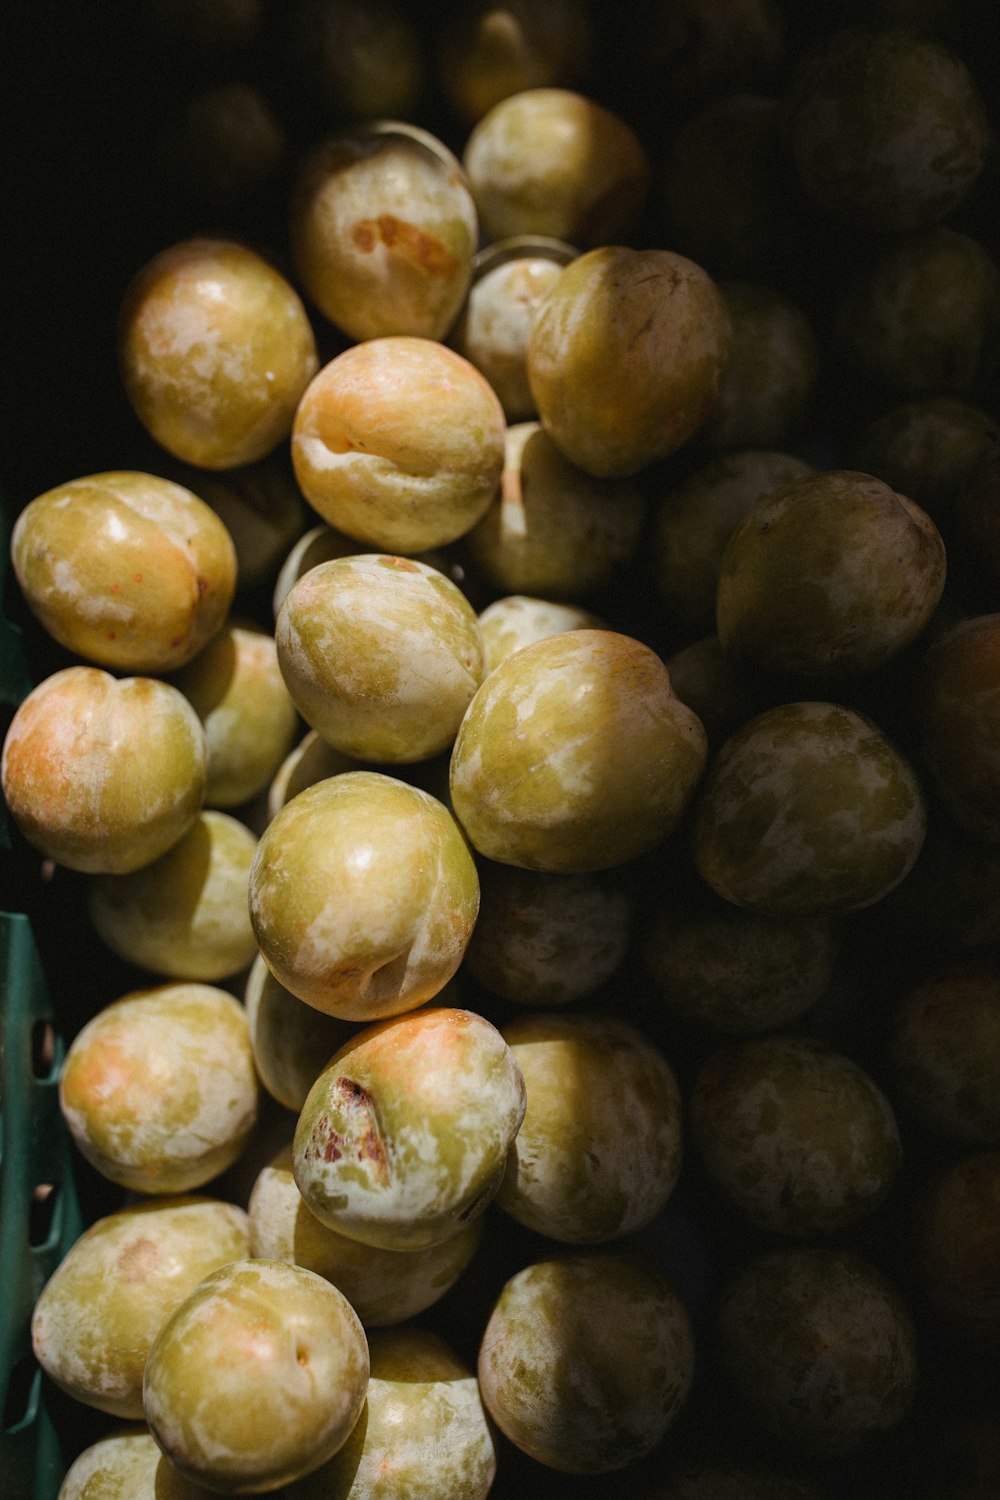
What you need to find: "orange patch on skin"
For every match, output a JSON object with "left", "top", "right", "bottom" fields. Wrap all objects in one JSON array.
[{"left": 351, "top": 216, "right": 459, "bottom": 276}]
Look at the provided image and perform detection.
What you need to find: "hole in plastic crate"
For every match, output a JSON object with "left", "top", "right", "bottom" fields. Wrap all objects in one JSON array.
[
  {"left": 29, "top": 1182, "right": 58, "bottom": 1247},
  {"left": 30, "top": 1018, "right": 57, "bottom": 1079},
  {"left": 3, "top": 1352, "right": 40, "bottom": 1434}
]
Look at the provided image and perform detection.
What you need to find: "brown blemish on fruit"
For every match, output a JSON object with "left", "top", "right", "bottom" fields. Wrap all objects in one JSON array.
[
  {"left": 351, "top": 216, "right": 459, "bottom": 275},
  {"left": 305, "top": 1086, "right": 390, "bottom": 1182}
]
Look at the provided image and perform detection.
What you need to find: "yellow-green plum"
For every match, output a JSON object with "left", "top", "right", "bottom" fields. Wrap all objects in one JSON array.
[
  {"left": 692, "top": 701, "right": 927, "bottom": 914},
  {"left": 119, "top": 237, "right": 319, "bottom": 470},
  {"left": 266, "top": 729, "right": 359, "bottom": 823},
  {"left": 477, "top": 1252, "right": 694, "bottom": 1473},
  {"left": 464, "top": 422, "right": 644, "bottom": 599},
  {"left": 437, "top": 0, "right": 593, "bottom": 124},
  {"left": 477, "top": 594, "right": 605, "bottom": 674},
  {"left": 497, "top": 1012, "right": 683, "bottom": 1242},
  {"left": 180, "top": 459, "right": 307, "bottom": 592},
  {"left": 56, "top": 1426, "right": 216, "bottom": 1499},
  {"left": 87, "top": 809, "right": 259, "bottom": 980},
  {"left": 462, "top": 88, "right": 649, "bottom": 247},
  {"left": 449, "top": 236, "right": 577, "bottom": 420},
  {"left": 249, "top": 771, "right": 479, "bottom": 1020},
  {"left": 249, "top": 1145, "right": 483, "bottom": 1327},
  {"left": 11, "top": 470, "right": 237, "bottom": 672},
  {"left": 291, "top": 337, "right": 506, "bottom": 552},
  {"left": 920, "top": 615, "right": 1000, "bottom": 839},
  {"left": 653, "top": 449, "right": 813, "bottom": 635},
  {"left": 59, "top": 983, "right": 259, "bottom": 1194},
  {"left": 449, "top": 629, "right": 708, "bottom": 873},
  {"left": 527, "top": 246, "right": 731, "bottom": 477},
  {"left": 706, "top": 283, "right": 818, "bottom": 451},
  {"left": 663, "top": 635, "right": 760, "bottom": 748},
  {"left": 293, "top": 1006, "right": 526, "bottom": 1251},
  {"left": 691, "top": 1037, "right": 901, "bottom": 1234},
  {"left": 716, "top": 470, "right": 946, "bottom": 678},
  {"left": 920, "top": 1151, "right": 1000, "bottom": 1344},
  {"left": 172, "top": 618, "right": 300, "bottom": 807},
  {"left": 289, "top": 1325, "right": 496, "bottom": 1499},
  {"left": 715, "top": 1249, "right": 917, "bottom": 1454},
  {"left": 465, "top": 864, "right": 632, "bottom": 1006},
  {"left": 1, "top": 666, "right": 206, "bottom": 874},
  {"left": 851, "top": 398, "right": 998, "bottom": 525},
  {"left": 276, "top": 554, "right": 484, "bottom": 763},
  {"left": 143, "top": 1259, "right": 369, "bottom": 1493},
  {"left": 644, "top": 884, "right": 836, "bottom": 1033},
  {"left": 31, "top": 1196, "right": 249, "bottom": 1419},
  {"left": 272, "top": 524, "right": 366, "bottom": 618},
  {"left": 889, "top": 964, "right": 1000, "bottom": 1144},
  {"left": 785, "top": 27, "right": 990, "bottom": 233},
  {"left": 838, "top": 228, "right": 999, "bottom": 397},
  {"left": 289, "top": 121, "right": 477, "bottom": 343},
  {"left": 244, "top": 954, "right": 356, "bottom": 1113}
]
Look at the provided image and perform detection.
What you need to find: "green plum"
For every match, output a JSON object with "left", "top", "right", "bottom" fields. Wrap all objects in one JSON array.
[
  {"left": 450, "top": 629, "right": 708, "bottom": 872},
  {"left": 143, "top": 1259, "right": 369, "bottom": 1493},
  {"left": 693, "top": 701, "right": 927, "bottom": 914},
  {"left": 249, "top": 771, "right": 479, "bottom": 1020},
  {"left": 32, "top": 1196, "right": 249, "bottom": 1419},
  {"left": 59, "top": 983, "right": 259, "bottom": 1195},
  {"left": 497, "top": 1012, "right": 683, "bottom": 1242},
  {"left": 691, "top": 1036, "right": 901, "bottom": 1233},
  {"left": 249, "top": 1144, "right": 484, "bottom": 1327},
  {"left": 477, "top": 1251, "right": 694, "bottom": 1473},
  {"left": 716, "top": 1248, "right": 918, "bottom": 1454},
  {"left": 276, "top": 554, "right": 484, "bottom": 763},
  {"left": 293, "top": 1006, "right": 526, "bottom": 1251}
]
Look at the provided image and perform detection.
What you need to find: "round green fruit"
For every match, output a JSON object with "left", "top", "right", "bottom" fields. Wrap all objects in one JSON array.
[{"left": 450, "top": 629, "right": 707, "bottom": 873}]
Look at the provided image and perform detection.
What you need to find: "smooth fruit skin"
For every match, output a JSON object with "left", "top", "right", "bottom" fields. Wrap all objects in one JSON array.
[
  {"left": 1, "top": 665, "right": 207, "bottom": 874},
  {"left": 172, "top": 618, "right": 299, "bottom": 807},
  {"left": 497, "top": 1012, "right": 683, "bottom": 1242},
  {"left": 692, "top": 701, "right": 927, "bottom": 915},
  {"left": 921, "top": 614, "right": 1000, "bottom": 840},
  {"left": 31, "top": 1196, "right": 249, "bottom": 1420},
  {"left": 275, "top": 554, "right": 484, "bottom": 763},
  {"left": 715, "top": 1249, "right": 917, "bottom": 1455},
  {"left": 889, "top": 963, "right": 1000, "bottom": 1144},
  {"left": 449, "top": 629, "right": 708, "bottom": 873},
  {"left": 143, "top": 1259, "right": 369, "bottom": 1494},
  {"left": 477, "top": 1252, "right": 694, "bottom": 1474},
  {"left": 119, "top": 237, "right": 319, "bottom": 470},
  {"left": 290, "top": 1326, "right": 496, "bottom": 1500},
  {"left": 293, "top": 1006, "right": 526, "bottom": 1251},
  {"left": 244, "top": 954, "right": 355, "bottom": 1113},
  {"left": 59, "top": 983, "right": 259, "bottom": 1195},
  {"left": 249, "top": 771, "right": 480, "bottom": 1020},
  {"left": 56, "top": 1426, "right": 212, "bottom": 1498},
  {"left": 785, "top": 27, "right": 990, "bottom": 234},
  {"left": 10, "top": 470, "right": 236, "bottom": 672},
  {"left": 249, "top": 1144, "right": 484, "bottom": 1327},
  {"left": 716, "top": 470, "right": 946, "bottom": 677},
  {"left": 291, "top": 337, "right": 506, "bottom": 553},
  {"left": 290, "top": 122, "right": 477, "bottom": 343},
  {"left": 462, "top": 88, "right": 649, "bottom": 246},
  {"left": 87, "top": 810, "right": 259, "bottom": 981},
  {"left": 527, "top": 245, "right": 731, "bottom": 478},
  {"left": 477, "top": 594, "right": 604, "bottom": 674},
  {"left": 691, "top": 1037, "right": 901, "bottom": 1234}
]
